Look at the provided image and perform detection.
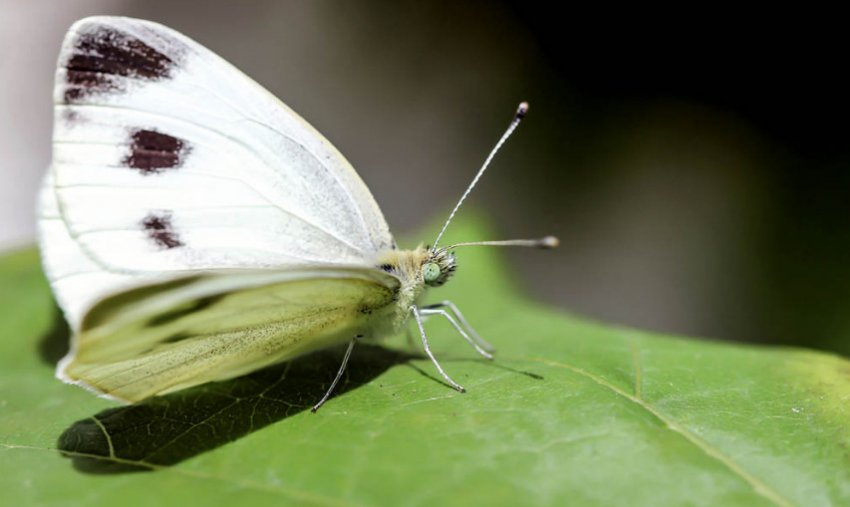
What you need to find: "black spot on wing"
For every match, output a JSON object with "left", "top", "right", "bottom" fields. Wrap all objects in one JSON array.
[
  {"left": 123, "top": 129, "right": 190, "bottom": 174},
  {"left": 62, "top": 26, "right": 180, "bottom": 103},
  {"left": 141, "top": 211, "right": 183, "bottom": 249}
]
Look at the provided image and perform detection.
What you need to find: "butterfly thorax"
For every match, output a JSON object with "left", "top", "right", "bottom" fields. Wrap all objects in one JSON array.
[{"left": 373, "top": 245, "right": 457, "bottom": 333}]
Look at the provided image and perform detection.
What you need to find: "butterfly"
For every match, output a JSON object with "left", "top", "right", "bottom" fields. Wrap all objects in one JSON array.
[{"left": 39, "top": 16, "right": 557, "bottom": 411}]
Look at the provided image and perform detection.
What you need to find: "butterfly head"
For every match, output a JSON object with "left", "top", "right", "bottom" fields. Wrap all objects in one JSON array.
[
  {"left": 390, "top": 101, "right": 556, "bottom": 290},
  {"left": 421, "top": 236, "right": 557, "bottom": 287},
  {"left": 422, "top": 248, "right": 457, "bottom": 287}
]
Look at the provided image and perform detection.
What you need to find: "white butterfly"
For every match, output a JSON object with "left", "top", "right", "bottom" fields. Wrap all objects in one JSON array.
[{"left": 39, "top": 16, "right": 556, "bottom": 411}]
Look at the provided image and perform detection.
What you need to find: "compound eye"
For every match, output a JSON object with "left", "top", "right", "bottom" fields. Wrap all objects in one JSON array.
[{"left": 423, "top": 262, "right": 441, "bottom": 285}]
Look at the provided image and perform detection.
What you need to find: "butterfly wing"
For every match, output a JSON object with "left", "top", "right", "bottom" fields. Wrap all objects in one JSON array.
[
  {"left": 40, "top": 16, "right": 394, "bottom": 329},
  {"left": 60, "top": 267, "right": 399, "bottom": 402}
]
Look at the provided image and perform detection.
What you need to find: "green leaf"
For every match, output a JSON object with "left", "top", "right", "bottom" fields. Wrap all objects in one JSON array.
[{"left": 2, "top": 220, "right": 849, "bottom": 506}]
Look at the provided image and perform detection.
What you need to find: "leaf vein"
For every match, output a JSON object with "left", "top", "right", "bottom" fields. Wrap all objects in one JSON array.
[
  {"left": 91, "top": 415, "right": 116, "bottom": 459},
  {"left": 521, "top": 356, "right": 795, "bottom": 507}
]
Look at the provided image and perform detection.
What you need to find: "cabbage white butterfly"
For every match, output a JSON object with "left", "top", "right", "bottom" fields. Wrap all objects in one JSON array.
[{"left": 39, "top": 17, "right": 557, "bottom": 411}]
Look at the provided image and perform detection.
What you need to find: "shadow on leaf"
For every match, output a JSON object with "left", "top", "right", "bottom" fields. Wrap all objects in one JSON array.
[
  {"left": 57, "top": 344, "right": 415, "bottom": 474},
  {"left": 38, "top": 302, "right": 70, "bottom": 365}
]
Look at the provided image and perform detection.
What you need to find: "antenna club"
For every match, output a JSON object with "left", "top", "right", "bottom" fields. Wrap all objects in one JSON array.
[
  {"left": 539, "top": 235, "right": 559, "bottom": 249},
  {"left": 516, "top": 101, "right": 530, "bottom": 119}
]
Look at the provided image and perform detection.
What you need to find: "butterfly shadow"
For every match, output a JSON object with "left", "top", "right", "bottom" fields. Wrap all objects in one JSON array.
[
  {"left": 56, "top": 344, "right": 416, "bottom": 474},
  {"left": 38, "top": 302, "right": 71, "bottom": 365}
]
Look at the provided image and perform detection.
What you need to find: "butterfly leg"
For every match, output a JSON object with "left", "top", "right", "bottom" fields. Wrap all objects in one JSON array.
[
  {"left": 311, "top": 336, "right": 358, "bottom": 413},
  {"left": 421, "top": 300, "right": 495, "bottom": 352},
  {"left": 418, "top": 307, "right": 493, "bottom": 360},
  {"left": 404, "top": 312, "right": 435, "bottom": 350},
  {"left": 411, "top": 305, "right": 466, "bottom": 393}
]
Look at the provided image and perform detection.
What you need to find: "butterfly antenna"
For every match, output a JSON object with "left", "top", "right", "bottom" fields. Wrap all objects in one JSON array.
[
  {"left": 432, "top": 101, "right": 529, "bottom": 249},
  {"left": 445, "top": 236, "right": 559, "bottom": 250}
]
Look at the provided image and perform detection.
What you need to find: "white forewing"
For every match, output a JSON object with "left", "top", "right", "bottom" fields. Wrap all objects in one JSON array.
[
  {"left": 39, "top": 166, "right": 136, "bottom": 328},
  {"left": 41, "top": 16, "right": 394, "bottom": 328}
]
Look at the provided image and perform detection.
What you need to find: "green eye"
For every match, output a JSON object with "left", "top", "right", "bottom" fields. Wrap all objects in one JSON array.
[{"left": 423, "top": 262, "right": 441, "bottom": 284}]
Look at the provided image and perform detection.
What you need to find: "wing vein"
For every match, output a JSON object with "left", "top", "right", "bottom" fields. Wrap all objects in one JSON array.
[{"left": 55, "top": 103, "right": 370, "bottom": 254}]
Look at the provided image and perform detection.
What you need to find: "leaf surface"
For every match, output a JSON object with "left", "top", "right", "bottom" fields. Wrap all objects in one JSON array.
[{"left": 1, "top": 221, "right": 849, "bottom": 507}]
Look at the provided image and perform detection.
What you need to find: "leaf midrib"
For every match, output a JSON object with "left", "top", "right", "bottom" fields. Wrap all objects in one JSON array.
[
  {"left": 523, "top": 354, "right": 794, "bottom": 507},
  {"left": 3, "top": 351, "right": 795, "bottom": 507}
]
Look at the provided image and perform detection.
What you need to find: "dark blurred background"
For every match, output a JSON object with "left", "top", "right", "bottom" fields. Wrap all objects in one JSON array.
[{"left": 1, "top": 2, "right": 848, "bottom": 353}]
